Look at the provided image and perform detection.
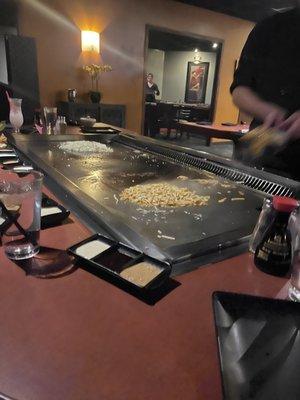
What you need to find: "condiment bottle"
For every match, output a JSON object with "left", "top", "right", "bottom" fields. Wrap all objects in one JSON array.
[
  {"left": 254, "top": 196, "right": 299, "bottom": 277},
  {"left": 59, "top": 116, "right": 67, "bottom": 135}
]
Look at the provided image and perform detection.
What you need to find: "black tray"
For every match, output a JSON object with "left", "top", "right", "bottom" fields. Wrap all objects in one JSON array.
[
  {"left": 68, "top": 233, "right": 172, "bottom": 291},
  {"left": 0, "top": 194, "right": 70, "bottom": 231},
  {"left": 80, "top": 126, "right": 120, "bottom": 134},
  {"left": 213, "top": 291, "right": 300, "bottom": 400},
  {"left": 0, "top": 153, "right": 18, "bottom": 161},
  {"left": 0, "top": 148, "right": 15, "bottom": 153},
  {"left": 41, "top": 194, "right": 70, "bottom": 228},
  {"left": 2, "top": 159, "right": 22, "bottom": 169}
]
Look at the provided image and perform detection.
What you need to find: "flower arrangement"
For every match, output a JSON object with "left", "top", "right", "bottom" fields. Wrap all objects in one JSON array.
[{"left": 83, "top": 64, "right": 112, "bottom": 92}]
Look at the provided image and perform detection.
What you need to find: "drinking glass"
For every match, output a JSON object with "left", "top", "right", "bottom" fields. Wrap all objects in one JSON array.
[
  {"left": 9, "top": 98, "right": 24, "bottom": 133},
  {"left": 289, "top": 250, "right": 300, "bottom": 301},
  {"left": 0, "top": 171, "right": 43, "bottom": 260},
  {"left": 44, "top": 107, "right": 57, "bottom": 135},
  {"left": 289, "top": 211, "right": 300, "bottom": 301}
]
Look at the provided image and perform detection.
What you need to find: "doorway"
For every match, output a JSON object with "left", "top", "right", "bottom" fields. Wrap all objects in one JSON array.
[{"left": 143, "top": 26, "right": 223, "bottom": 140}]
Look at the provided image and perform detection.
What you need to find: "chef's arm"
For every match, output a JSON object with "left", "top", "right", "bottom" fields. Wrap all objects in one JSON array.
[{"left": 232, "top": 86, "right": 286, "bottom": 127}]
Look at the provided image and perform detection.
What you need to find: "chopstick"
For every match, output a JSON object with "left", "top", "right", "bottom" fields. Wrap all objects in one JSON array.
[
  {"left": 0, "top": 200, "right": 37, "bottom": 246},
  {"left": 0, "top": 391, "right": 19, "bottom": 400}
]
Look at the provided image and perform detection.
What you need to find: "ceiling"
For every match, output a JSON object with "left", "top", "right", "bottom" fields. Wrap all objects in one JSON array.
[
  {"left": 148, "top": 29, "right": 221, "bottom": 52},
  {"left": 0, "top": 0, "right": 18, "bottom": 29},
  {"left": 176, "top": 0, "right": 297, "bottom": 22}
]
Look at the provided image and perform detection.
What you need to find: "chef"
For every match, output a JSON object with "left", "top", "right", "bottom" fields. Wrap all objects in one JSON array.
[{"left": 231, "top": 5, "right": 300, "bottom": 180}]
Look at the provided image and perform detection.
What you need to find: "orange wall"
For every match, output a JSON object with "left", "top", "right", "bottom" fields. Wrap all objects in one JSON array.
[{"left": 18, "top": 0, "right": 254, "bottom": 132}]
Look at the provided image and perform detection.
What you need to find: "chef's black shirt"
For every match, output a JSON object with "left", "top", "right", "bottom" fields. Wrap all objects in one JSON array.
[{"left": 231, "top": 8, "right": 300, "bottom": 180}]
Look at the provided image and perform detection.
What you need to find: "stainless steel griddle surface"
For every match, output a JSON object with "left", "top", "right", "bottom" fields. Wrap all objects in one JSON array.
[{"left": 13, "top": 136, "right": 265, "bottom": 262}]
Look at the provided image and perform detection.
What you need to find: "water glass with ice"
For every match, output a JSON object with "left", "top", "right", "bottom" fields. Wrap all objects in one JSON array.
[
  {"left": 0, "top": 171, "right": 43, "bottom": 260},
  {"left": 289, "top": 210, "right": 300, "bottom": 301},
  {"left": 44, "top": 107, "right": 57, "bottom": 135}
]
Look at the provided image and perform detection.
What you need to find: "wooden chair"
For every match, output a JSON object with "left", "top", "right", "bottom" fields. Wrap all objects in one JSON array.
[{"left": 157, "top": 103, "right": 180, "bottom": 138}]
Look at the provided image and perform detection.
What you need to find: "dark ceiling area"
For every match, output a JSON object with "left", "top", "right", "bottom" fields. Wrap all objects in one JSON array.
[
  {"left": 176, "top": 0, "right": 297, "bottom": 22},
  {"left": 0, "top": 0, "right": 18, "bottom": 32},
  {"left": 148, "top": 29, "right": 221, "bottom": 52}
]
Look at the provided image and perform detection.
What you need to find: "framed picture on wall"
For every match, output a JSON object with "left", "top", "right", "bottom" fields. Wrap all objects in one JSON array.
[{"left": 185, "top": 62, "right": 209, "bottom": 104}]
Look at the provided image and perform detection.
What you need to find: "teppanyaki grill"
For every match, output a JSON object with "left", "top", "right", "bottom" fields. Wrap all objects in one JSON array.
[{"left": 8, "top": 132, "right": 300, "bottom": 274}]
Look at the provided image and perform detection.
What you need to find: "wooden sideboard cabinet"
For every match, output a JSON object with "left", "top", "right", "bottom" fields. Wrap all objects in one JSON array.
[{"left": 58, "top": 101, "right": 126, "bottom": 128}]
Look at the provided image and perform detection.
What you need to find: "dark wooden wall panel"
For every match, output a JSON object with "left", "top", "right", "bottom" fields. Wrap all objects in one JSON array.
[{"left": 5, "top": 35, "right": 40, "bottom": 122}]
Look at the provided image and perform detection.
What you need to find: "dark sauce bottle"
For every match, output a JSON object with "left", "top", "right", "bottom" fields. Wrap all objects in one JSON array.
[{"left": 254, "top": 196, "right": 299, "bottom": 277}]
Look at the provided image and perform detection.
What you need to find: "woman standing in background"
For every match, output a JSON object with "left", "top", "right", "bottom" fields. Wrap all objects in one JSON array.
[
  {"left": 145, "top": 73, "right": 160, "bottom": 102},
  {"left": 144, "top": 73, "right": 160, "bottom": 136}
]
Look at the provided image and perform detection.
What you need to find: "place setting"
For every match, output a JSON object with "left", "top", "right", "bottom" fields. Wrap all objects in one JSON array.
[
  {"left": 0, "top": 169, "right": 74, "bottom": 278},
  {"left": 0, "top": 166, "right": 178, "bottom": 301}
]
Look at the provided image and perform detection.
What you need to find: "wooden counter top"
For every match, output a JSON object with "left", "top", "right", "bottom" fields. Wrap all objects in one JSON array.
[
  {"left": 177, "top": 121, "right": 249, "bottom": 146},
  {"left": 178, "top": 121, "right": 249, "bottom": 133},
  {"left": 0, "top": 190, "right": 288, "bottom": 400}
]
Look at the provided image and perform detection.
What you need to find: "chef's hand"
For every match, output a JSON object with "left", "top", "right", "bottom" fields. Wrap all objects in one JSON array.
[
  {"left": 263, "top": 107, "right": 286, "bottom": 129},
  {"left": 278, "top": 111, "right": 300, "bottom": 140}
]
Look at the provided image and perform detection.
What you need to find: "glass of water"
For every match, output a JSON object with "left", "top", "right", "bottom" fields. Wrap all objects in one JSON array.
[
  {"left": 0, "top": 170, "right": 43, "bottom": 260},
  {"left": 289, "top": 250, "right": 300, "bottom": 301},
  {"left": 289, "top": 211, "right": 300, "bottom": 301},
  {"left": 44, "top": 107, "right": 57, "bottom": 135}
]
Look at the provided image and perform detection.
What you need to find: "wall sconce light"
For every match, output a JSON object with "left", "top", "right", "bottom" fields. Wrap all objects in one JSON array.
[
  {"left": 81, "top": 30, "right": 100, "bottom": 53},
  {"left": 194, "top": 48, "right": 201, "bottom": 64},
  {"left": 212, "top": 42, "right": 218, "bottom": 49}
]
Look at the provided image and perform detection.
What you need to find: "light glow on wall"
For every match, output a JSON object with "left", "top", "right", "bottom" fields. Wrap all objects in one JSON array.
[
  {"left": 194, "top": 48, "right": 201, "bottom": 64},
  {"left": 81, "top": 30, "right": 100, "bottom": 53}
]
